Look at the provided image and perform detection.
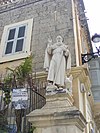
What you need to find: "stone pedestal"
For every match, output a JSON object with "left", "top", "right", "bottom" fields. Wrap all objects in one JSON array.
[{"left": 27, "top": 93, "right": 86, "bottom": 133}]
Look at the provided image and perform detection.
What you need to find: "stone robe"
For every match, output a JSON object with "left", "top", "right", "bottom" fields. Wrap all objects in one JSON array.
[{"left": 44, "top": 42, "right": 71, "bottom": 87}]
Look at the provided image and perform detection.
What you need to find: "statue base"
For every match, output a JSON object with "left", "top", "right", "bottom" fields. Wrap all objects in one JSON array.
[
  {"left": 46, "top": 84, "right": 72, "bottom": 95},
  {"left": 27, "top": 91, "right": 86, "bottom": 133}
]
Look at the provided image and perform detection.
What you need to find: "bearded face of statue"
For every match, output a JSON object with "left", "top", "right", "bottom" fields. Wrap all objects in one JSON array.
[{"left": 56, "top": 36, "right": 63, "bottom": 43}]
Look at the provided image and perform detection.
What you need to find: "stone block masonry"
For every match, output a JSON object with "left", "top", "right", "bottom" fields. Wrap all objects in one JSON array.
[{"left": 0, "top": 0, "right": 76, "bottom": 73}]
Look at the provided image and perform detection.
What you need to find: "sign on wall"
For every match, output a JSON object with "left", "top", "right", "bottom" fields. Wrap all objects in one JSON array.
[{"left": 12, "top": 88, "right": 28, "bottom": 110}]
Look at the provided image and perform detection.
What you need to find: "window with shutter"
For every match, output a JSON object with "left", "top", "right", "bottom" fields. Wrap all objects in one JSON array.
[
  {"left": 5, "top": 25, "right": 26, "bottom": 55},
  {"left": 0, "top": 19, "right": 33, "bottom": 63}
]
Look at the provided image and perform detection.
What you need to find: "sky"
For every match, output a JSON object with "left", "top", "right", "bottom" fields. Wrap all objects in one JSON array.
[
  {"left": 83, "top": 0, "right": 100, "bottom": 36},
  {"left": 83, "top": 0, "right": 100, "bottom": 50}
]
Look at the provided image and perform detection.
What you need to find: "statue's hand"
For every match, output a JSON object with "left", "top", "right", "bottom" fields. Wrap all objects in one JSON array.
[{"left": 48, "top": 38, "right": 52, "bottom": 45}]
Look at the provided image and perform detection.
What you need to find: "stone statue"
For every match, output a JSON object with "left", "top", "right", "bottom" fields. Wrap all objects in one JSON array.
[{"left": 44, "top": 35, "right": 71, "bottom": 92}]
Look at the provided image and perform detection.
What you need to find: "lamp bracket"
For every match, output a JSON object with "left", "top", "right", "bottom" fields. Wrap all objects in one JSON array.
[{"left": 81, "top": 50, "right": 100, "bottom": 64}]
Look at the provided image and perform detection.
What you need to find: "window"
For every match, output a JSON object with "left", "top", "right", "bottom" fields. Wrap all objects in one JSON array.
[
  {"left": 0, "top": 19, "right": 33, "bottom": 63},
  {"left": 5, "top": 25, "right": 26, "bottom": 55}
]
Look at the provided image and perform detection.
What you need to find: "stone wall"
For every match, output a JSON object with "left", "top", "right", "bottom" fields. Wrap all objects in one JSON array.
[
  {"left": 0, "top": 0, "right": 76, "bottom": 73},
  {"left": 89, "top": 58, "right": 100, "bottom": 102}
]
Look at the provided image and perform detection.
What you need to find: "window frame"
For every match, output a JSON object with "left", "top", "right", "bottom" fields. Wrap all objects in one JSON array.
[
  {"left": 0, "top": 19, "right": 33, "bottom": 63},
  {"left": 4, "top": 24, "right": 27, "bottom": 55}
]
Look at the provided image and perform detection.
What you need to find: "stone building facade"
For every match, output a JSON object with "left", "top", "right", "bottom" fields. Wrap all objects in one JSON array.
[
  {"left": 0, "top": 0, "right": 92, "bottom": 73},
  {"left": 0, "top": 0, "right": 76, "bottom": 73},
  {"left": 89, "top": 58, "right": 100, "bottom": 131},
  {"left": 0, "top": 0, "right": 100, "bottom": 132},
  {"left": 89, "top": 58, "right": 100, "bottom": 102}
]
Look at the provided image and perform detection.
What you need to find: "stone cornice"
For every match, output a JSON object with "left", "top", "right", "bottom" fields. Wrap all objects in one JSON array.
[
  {"left": 70, "top": 66, "right": 91, "bottom": 90},
  {"left": 70, "top": 66, "right": 94, "bottom": 109},
  {"left": 94, "top": 103, "right": 100, "bottom": 116},
  {"left": 28, "top": 109, "right": 87, "bottom": 131},
  {"left": 0, "top": 0, "right": 44, "bottom": 14},
  {"left": 32, "top": 71, "right": 47, "bottom": 79}
]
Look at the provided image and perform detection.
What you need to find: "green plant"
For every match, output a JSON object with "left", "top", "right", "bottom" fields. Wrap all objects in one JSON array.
[
  {"left": 29, "top": 126, "right": 36, "bottom": 133},
  {"left": 0, "top": 56, "right": 33, "bottom": 133},
  {"left": 2, "top": 75, "right": 12, "bottom": 105},
  {"left": 16, "top": 56, "right": 33, "bottom": 86},
  {"left": 5, "top": 56, "right": 33, "bottom": 87}
]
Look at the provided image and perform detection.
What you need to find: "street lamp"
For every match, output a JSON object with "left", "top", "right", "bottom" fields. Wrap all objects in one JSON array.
[
  {"left": 91, "top": 33, "right": 100, "bottom": 43},
  {"left": 81, "top": 33, "right": 100, "bottom": 64}
]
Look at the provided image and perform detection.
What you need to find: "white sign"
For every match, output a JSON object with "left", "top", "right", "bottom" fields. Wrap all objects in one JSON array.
[
  {"left": 12, "top": 88, "right": 28, "bottom": 109},
  {"left": 12, "top": 88, "right": 28, "bottom": 101}
]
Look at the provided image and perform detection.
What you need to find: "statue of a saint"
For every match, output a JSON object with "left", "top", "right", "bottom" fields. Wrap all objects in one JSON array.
[{"left": 44, "top": 35, "right": 71, "bottom": 90}]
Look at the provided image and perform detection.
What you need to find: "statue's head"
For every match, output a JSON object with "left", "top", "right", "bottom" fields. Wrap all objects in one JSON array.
[{"left": 56, "top": 35, "right": 63, "bottom": 43}]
